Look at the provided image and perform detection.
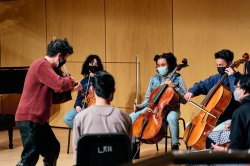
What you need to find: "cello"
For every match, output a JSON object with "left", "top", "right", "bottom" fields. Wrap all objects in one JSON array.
[
  {"left": 183, "top": 53, "right": 249, "bottom": 150},
  {"left": 132, "top": 58, "right": 188, "bottom": 144}
]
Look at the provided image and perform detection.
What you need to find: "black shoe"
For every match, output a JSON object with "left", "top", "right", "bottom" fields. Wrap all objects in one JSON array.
[
  {"left": 171, "top": 144, "right": 179, "bottom": 151},
  {"left": 132, "top": 142, "right": 140, "bottom": 159}
]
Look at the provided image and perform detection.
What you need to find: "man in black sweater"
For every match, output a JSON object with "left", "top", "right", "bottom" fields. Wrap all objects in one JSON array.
[{"left": 212, "top": 74, "right": 250, "bottom": 151}]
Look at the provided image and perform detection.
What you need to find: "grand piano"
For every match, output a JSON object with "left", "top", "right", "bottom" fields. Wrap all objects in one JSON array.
[{"left": 0, "top": 66, "right": 29, "bottom": 149}]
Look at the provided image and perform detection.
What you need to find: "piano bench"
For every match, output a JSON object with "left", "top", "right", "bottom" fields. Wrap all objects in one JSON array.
[{"left": 0, "top": 114, "right": 15, "bottom": 149}]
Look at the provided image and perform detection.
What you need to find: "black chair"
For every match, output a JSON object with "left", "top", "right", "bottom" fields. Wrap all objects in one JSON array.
[
  {"left": 76, "top": 133, "right": 132, "bottom": 166},
  {"left": 0, "top": 114, "right": 15, "bottom": 149},
  {"left": 155, "top": 117, "right": 188, "bottom": 152}
]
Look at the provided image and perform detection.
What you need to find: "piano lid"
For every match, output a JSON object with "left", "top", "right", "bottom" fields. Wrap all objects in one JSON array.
[{"left": 0, "top": 66, "right": 29, "bottom": 94}]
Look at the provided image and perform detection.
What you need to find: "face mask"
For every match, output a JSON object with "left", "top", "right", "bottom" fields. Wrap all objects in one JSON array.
[
  {"left": 89, "top": 65, "right": 99, "bottom": 73},
  {"left": 157, "top": 66, "right": 168, "bottom": 76},
  {"left": 57, "top": 59, "right": 66, "bottom": 68},
  {"left": 233, "top": 88, "right": 242, "bottom": 102},
  {"left": 217, "top": 67, "right": 226, "bottom": 75}
]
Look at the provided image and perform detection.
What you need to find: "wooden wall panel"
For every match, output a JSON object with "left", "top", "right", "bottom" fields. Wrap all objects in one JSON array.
[
  {"left": 105, "top": 0, "right": 173, "bottom": 110},
  {"left": 173, "top": 0, "right": 250, "bottom": 122},
  {"left": 46, "top": 0, "right": 105, "bottom": 62},
  {"left": 105, "top": 63, "right": 138, "bottom": 113},
  {"left": 0, "top": 0, "right": 46, "bottom": 118},
  {"left": 46, "top": 0, "right": 105, "bottom": 127},
  {"left": 0, "top": 0, "right": 46, "bottom": 67},
  {"left": 3, "top": 0, "right": 249, "bottom": 129}
]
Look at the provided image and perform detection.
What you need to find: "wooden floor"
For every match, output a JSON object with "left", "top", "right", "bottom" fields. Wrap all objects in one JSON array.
[{"left": 0, "top": 128, "right": 187, "bottom": 166}]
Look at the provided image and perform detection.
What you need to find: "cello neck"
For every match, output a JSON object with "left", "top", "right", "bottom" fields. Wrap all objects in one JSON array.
[
  {"left": 167, "top": 58, "right": 189, "bottom": 80},
  {"left": 152, "top": 84, "right": 168, "bottom": 104},
  {"left": 167, "top": 67, "right": 178, "bottom": 80},
  {"left": 151, "top": 58, "right": 188, "bottom": 105},
  {"left": 201, "top": 73, "right": 228, "bottom": 106}
]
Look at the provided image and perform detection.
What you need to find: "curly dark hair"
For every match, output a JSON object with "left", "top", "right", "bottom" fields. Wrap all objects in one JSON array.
[
  {"left": 81, "top": 55, "right": 104, "bottom": 75},
  {"left": 154, "top": 52, "right": 177, "bottom": 73},
  {"left": 47, "top": 38, "right": 73, "bottom": 58},
  {"left": 214, "top": 49, "right": 234, "bottom": 63}
]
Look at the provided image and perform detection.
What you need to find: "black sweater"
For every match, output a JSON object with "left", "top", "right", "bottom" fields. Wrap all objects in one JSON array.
[{"left": 229, "top": 95, "right": 250, "bottom": 150}]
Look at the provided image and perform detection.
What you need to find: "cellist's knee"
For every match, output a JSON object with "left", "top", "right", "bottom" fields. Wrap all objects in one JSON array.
[{"left": 167, "top": 111, "right": 179, "bottom": 124}]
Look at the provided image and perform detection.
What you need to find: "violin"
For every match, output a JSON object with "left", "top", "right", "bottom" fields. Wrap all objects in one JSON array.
[
  {"left": 54, "top": 65, "right": 78, "bottom": 87},
  {"left": 183, "top": 53, "right": 249, "bottom": 150},
  {"left": 82, "top": 85, "right": 95, "bottom": 108},
  {"left": 132, "top": 58, "right": 189, "bottom": 144},
  {"left": 52, "top": 64, "right": 81, "bottom": 104},
  {"left": 81, "top": 75, "right": 96, "bottom": 108}
]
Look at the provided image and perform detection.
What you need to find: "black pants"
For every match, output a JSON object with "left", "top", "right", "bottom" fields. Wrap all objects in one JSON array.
[{"left": 16, "top": 121, "right": 60, "bottom": 166}]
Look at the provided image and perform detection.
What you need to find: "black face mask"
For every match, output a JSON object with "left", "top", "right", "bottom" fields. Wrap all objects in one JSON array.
[
  {"left": 89, "top": 65, "right": 99, "bottom": 73},
  {"left": 217, "top": 67, "right": 226, "bottom": 75},
  {"left": 58, "top": 59, "right": 66, "bottom": 68}
]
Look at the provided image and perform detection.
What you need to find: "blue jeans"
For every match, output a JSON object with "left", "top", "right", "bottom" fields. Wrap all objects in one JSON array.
[
  {"left": 64, "top": 108, "right": 78, "bottom": 129},
  {"left": 130, "top": 107, "right": 180, "bottom": 146}
]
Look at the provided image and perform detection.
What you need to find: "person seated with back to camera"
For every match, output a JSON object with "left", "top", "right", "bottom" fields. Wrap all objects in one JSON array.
[{"left": 72, "top": 71, "right": 132, "bottom": 163}]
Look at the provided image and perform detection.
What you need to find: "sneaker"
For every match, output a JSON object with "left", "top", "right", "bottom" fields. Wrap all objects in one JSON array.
[{"left": 171, "top": 144, "right": 179, "bottom": 151}]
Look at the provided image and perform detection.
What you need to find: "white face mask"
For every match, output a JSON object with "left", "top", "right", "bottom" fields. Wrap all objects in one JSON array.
[
  {"left": 157, "top": 66, "right": 168, "bottom": 76},
  {"left": 233, "top": 88, "right": 243, "bottom": 102}
]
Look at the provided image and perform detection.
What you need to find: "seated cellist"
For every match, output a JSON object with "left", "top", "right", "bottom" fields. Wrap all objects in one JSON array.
[
  {"left": 130, "top": 52, "right": 187, "bottom": 150},
  {"left": 184, "top": 49, "right": 241, "bottom": 148}
]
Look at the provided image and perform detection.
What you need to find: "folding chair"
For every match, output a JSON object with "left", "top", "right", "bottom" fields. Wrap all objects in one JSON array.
[
  {"left": 76, "top": 133, "right": 132, "bottom": 166},
  {"left": 155, "top": 117, "right": 188, "bottom": 152}
]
